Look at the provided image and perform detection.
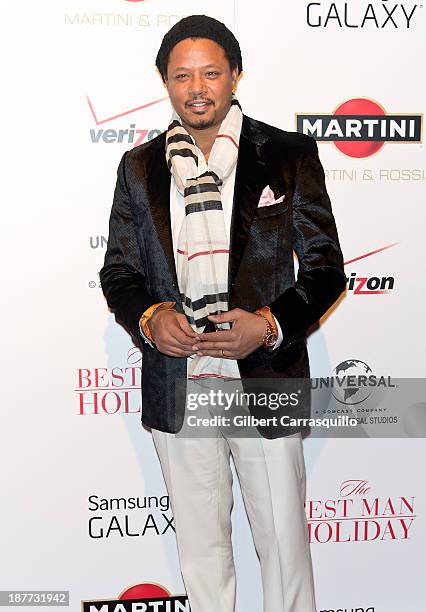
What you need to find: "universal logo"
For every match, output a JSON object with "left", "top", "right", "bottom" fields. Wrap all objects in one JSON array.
[
  {"left": 296, "top": 98, "right": 422, "bottom": 158},
  {"left": 306, "top": 0, "right": 421, "bottom": 29},
  {"left": 312, "top": 359, "right": 395, "bottom": 406},
  {"left": 90, "top": 236, "right": 107, "bottom": 250}
]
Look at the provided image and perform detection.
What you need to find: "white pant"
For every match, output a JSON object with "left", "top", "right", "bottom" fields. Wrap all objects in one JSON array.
[{"left": 151, "top": 422, "right": 316, "bottom": 612}]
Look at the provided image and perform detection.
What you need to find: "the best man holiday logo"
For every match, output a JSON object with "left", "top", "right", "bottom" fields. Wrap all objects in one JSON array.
[
  {"left": 306, "top": 479, "right": 416, "bottom": 543},
  {"left": 76, "top": 347, "right": 141, "bottom": 415}
]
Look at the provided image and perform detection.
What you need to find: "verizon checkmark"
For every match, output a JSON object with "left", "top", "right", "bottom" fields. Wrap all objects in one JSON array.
[
  {"left": 344, "top": 242, "right": 399, "bottom": 266},
  {"left": 86, "top": 94, "right": 169, "bottom": 126}
]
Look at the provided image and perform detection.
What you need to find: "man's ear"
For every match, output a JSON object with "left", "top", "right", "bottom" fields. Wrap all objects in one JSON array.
[{"left": 231, "top": 68, "right": 238, "bottom": 87}]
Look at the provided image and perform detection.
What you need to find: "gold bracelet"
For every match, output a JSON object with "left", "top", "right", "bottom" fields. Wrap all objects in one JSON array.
[{"left": 140, "top": 301, "right": 176, "bottom": 342}]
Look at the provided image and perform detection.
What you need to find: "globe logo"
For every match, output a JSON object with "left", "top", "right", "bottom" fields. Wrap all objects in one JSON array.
[{"left": 332, "top": 359, "right": 373, "bottom": 405}]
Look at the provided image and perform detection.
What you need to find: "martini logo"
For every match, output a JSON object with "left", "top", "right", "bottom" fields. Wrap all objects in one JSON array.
[
  {"left": 306, "top": 0, "right": 421, "bottom": 29},
  {"left": 306, "top": 478, "right": 416, "bottom": 544},
  {"left": 296, "top": 98, "right": 422, "bottom": 157},
  {"left": 87, "top": 94, "right": 166, "bottom": 146},
  {"left": 76, "top": 347, "right": 142, "bottom": 415},
  {"left": 82, "top": 583, "right": 190, "bottom": 612}
]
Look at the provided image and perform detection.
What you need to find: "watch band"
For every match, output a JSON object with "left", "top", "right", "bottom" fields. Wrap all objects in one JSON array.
[
  {"left": 255, "top": 306, "right": 278, "bottom": 334},
  {"left": 254, "top": 306, "right": 278, "bottom": 349}
]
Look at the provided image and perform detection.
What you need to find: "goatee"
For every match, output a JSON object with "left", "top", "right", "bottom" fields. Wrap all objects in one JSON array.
[{"left": 185, "top": 118, "right": 216, "bottom": 130}]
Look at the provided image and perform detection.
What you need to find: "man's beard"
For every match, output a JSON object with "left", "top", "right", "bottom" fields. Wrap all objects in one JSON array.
[{"left": 184, "top": 116, "right": 216, "bottom": 130}]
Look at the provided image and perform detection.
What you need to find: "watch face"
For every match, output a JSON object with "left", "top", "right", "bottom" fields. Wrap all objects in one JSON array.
[{"left": 264, "top": 332, "right": 278, "bottom": 347}]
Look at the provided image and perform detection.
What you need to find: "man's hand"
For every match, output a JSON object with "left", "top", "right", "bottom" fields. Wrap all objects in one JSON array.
[
  {"left": 148, "top": 309, "right": 201, "bottom": 357},
  {"left": 191, "top": 308, "right": 266, "bottom": 359}
]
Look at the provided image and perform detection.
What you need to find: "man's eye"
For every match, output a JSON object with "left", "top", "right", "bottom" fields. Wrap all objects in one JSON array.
[
  {"left": 175, "top": 73, "right": 189, "bottom": 80},
  {"left": 206, "top": 71, "right": 219, "bottom": 78}
]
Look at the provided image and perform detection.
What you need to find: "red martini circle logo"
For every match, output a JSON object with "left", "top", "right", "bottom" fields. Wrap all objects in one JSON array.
[
  {"left": 296, "top": 97, "right": 422, "bottom": 158},
  {"left": 333, "top": 98, "right": 385, "bottom": 158},
  {"left": 119, "top": 584, "right": 170, "bottom": 600}
]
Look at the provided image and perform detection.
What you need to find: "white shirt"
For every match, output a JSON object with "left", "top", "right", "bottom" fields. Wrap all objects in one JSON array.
[{"left": 140, "top": 163, "right": 283, "bottom": 376}]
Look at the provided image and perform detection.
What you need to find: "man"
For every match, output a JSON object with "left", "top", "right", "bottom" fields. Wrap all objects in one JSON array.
[{"left": 100, "top": 15, "right": 345, "bottom": 612}]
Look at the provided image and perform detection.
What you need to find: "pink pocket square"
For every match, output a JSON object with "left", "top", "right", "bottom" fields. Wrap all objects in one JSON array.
[{"left": 257, "top": 184, "right": 285, "bottom": 207}]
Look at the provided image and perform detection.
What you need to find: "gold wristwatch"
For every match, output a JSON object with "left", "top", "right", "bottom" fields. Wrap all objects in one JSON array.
[{"left": 254, "top": 306, "right": 278, "bottom": 349}]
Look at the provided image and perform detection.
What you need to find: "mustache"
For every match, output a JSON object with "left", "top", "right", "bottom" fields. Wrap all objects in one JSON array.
[{"left": 185, "top": 98, "right": 214, "bottom": 105}]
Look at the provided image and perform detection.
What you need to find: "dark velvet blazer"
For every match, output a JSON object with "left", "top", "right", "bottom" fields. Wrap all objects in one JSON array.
[{"left": 99, "top": 114, "right": 346, "bottom": 438}]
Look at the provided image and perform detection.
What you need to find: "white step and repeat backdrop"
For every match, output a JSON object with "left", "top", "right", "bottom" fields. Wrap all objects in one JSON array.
[{"left": 1, "top": 1, "right": 425, "bottom": 611}]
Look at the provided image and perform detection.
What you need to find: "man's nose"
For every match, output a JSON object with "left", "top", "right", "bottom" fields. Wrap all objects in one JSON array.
[{"left": 189, "top": 74, "right": 207, "bottom": 96}]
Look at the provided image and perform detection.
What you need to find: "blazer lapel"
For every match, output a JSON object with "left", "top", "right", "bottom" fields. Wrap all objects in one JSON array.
[
  {"left": 228, "top": 115, "right": 269, "bottom": 292},
  {"left": 142, "top": 134, "right": 179, "bottom": 289}
]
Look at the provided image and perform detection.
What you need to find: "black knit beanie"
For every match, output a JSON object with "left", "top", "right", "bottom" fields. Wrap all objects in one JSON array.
[{"left": 155, "top": 15, "right": 243, "bottom": 81}]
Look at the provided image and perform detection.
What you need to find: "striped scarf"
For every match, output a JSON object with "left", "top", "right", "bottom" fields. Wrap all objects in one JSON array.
[{"left": 165, "top": 96, "right": 243, "bottom": 379}]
